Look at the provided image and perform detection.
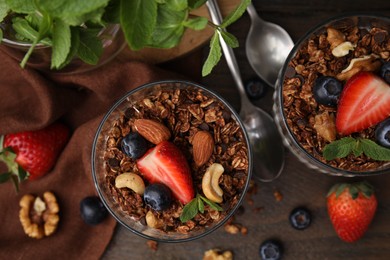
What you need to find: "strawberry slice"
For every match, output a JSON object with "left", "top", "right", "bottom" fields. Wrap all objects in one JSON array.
[
  {"left": 336, "top": 72, "right": 390, "bottom": 135},
  {"left": 137, "top": 141, "right": 194, "bottom": 204}
]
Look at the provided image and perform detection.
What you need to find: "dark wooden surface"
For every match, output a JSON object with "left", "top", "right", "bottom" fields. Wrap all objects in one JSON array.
[{"left": 102, "top": 1, "right": 390, "bottom": 259}]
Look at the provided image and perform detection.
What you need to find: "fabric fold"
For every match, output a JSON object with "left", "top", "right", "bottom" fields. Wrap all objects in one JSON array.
[{"left": 0, "top": 47, "right": 189, "bottom": 259}]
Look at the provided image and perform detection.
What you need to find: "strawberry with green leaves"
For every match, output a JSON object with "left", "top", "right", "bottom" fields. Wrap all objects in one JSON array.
[
  {"left": 327, "top": 181, "right": 377, "bottom": 243},
  {"left": 0, "top": 122, "right": 70, "bottom": 190}
]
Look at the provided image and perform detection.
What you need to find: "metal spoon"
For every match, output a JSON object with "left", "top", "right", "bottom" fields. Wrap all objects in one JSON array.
[
  {"left": 245, "top": 3, "right": 294, "bottom": 87},
  {"left": 206, "top": 0, "right": 284, "bottom": 182}
]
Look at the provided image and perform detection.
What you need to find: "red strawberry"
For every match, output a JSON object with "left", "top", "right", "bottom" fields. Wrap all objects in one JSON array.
[
  {"left": 0, "top": 122, "right": 70, "bottom": 189},
  {"left": 336, "top": 71, "right": 390, "bottom": 135},
  {"left": 137, "top": 141, "right": 194, "bottom": 204},
  {"left": 327, "top": 181, "right": 377, "bottom": 243}
]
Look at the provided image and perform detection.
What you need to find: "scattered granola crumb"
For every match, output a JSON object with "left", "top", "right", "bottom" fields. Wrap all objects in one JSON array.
[
  {"left": 146, "top": 240, "right": 158, "bottom": 251},
  {"left": 253, "top": 206, "right": 264, "bottom": 213},
  {"left": 273, "top": 189, "right": 283, "bottom": 202},
  {"left": 240, "top": 226, "right": 248, "bottom": 235},
  {"left": 203, "top": 248, "right": 233, "bottom": 260},
  {"left": 224, "top": 223, "right": 240, "bottom": 234},
  {"left": 223, "top": 216, "right": 247, "bottom": 235}
]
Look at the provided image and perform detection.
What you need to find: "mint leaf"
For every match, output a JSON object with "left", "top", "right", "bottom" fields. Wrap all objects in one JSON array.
[
  {"left": 352, "top": 139, "right": 363, "bottom": 157},
  {"left": 188, "top": 0, "right": 207, "bottom": 9},
  {"left": 102, "top": 0, "right": 121, "bottom": 24},
  {"left": 0, "top": 0, "right": 9, "bottom": 23},
  {"left": 220, "top": 0, "right": 250, "bottom": 28},
  {"left": 323, "top": 137, "right": 356, "bottom": 160},
  {"left": 51, "top": 19, "right": 71, "bottom": 69},
  {"left": 220, "top": 30, "right": 239, "bottom": 48},
  {"left": 12, "top": 17, "right": 52, "bottom": 45},
  {"left": 148, "top": 2, "right": 186, "bottom": 48},
  {"left": 36, "top": 0, "right": 109, "bottom": 25},
  {"left": 5, "top": 0, "right": 35, "bottom": 14},
  {"left": 183, "top": 17, "right": 207, "bottom": 31},
  {"left": 202, "top": 31, "right": 222, "bottom": 76},
  {"left": 165, "top": 0, "right": 187, "bottom": 11},
  {"left": 121, "top": 0, "right": 157, "bottom": 50},
  {"left": 198, "top": 195, "right": 204, "bottom": 213},
  {"left": 360, "top": 139, "right": 390, "bottom": 161},
  {"left": 20, "top": 12, "right": 52, "bottom": 68},
  {"left": 57, "top": 27, "right": 80, "bottom": 69},
  {"left": 180, "top": 194, "right": 223, "bottom": 222},
  {"left": 200, "top": 195, "right": 223, "bottom": 211},
  {"left": 180, "top": 197, "right": 199, "bottom": 223},
  {"left": 76, "top": 28, "right": 103, "bottom": 65}
]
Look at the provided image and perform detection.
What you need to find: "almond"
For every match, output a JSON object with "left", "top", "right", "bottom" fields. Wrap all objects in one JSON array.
[
  {"left": 134, "top": 119, "right": 171, "bottom": 145},
  {"left": 192, "top": 130, "right": 214, "bottom": 167}
]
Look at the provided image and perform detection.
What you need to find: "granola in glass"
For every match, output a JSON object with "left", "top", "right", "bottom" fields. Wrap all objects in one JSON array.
[
  {"left": 102, "top": 83, "right": 250, "bottom": 234},
  {"left": 282, "top": 17, "right": 390, "bottom": 172}
]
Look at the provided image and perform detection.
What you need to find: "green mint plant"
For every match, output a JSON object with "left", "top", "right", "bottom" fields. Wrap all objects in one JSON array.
[
  {"left": 0, "top": 0, "right": 250, "bottom": 75},
  {"left": 323, "top": 137, "right": 390, "bottom": 161},
  {"left": 180, "top": 194, "right": 223, "bottom": 223}
]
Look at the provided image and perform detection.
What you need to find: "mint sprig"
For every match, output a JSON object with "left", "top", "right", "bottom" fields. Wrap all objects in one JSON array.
[
  {"left": 201, "top": 0, "right": 250, "bottom": 76},
  {"left": 323, "top": 137, "right": 390, "bottom": 161},
  {"left": 0, "top": 0, "right": 249, "bottom": 73},
  {"left": 180, "top": 194, "right": 223, "bottom": 223}
]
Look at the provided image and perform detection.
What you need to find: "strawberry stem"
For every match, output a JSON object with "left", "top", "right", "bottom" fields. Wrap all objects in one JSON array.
[
  {"left": 0, "top": 144, "right": 29, "bottom": 192},
  {"left": 327, "top": 181, "right": 375, "bottom": 199}
]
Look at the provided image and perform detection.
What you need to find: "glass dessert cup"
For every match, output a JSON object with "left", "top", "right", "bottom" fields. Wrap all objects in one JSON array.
[
  {"left": 92, "top": 80, "right": 253, "bottom": 242},
  {"left": 273, "top": 14, "right": 390, "bottom": 177}
]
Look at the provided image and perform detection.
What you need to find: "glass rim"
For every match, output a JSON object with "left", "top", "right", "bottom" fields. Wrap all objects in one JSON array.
[
  {"left": 91, "top": 79, "right": 253, "bottom": 242},
  {"left": 276, "top": 13, "right": 390, "bottom": 177}
]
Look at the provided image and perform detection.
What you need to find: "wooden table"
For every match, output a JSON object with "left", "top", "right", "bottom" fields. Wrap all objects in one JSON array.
[{"left": 103, "top": 1, "right": 390, "bottom": 259}]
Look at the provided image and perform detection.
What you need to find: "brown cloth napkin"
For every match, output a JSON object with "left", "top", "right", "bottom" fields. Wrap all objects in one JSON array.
[{"left": 0, "top": 48, "right": 193, "bottom": 259}]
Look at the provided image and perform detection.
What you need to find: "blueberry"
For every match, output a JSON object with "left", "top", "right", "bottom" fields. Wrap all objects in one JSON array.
[
  {"left": 380, "top": 62, "right": 390, "bottom": 84},
  {"left": 313, "top": 76, "right": 343, "bottom": 107},
  {"left": 259, "top": 240, "right": 283, "bottom": 260},
  {"left": 121, "top": 132, "right": 148, "bottom": 159},
  {"left": 289, "top": 207, "right": 312, "bottom": 230},
  {"left": 375, "top": 117, "right": 390, "bottom": 148},
  {"left": 245, "top": 77, "right": 268, "bottom": 100},
  {"left": 80, "top": 196, "right": 108, "bottom": 225},
  {"left": 144, "top": 183, "right": 172, "bottom": 211}
]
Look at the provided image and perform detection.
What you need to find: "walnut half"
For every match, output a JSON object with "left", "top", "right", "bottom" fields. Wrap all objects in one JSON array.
[{"left": 19, "top": 191, "right": 60, "bottom": 239}]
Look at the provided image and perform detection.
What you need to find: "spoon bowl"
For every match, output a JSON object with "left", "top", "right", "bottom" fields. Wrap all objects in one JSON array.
[
  {"left": 245, "top": 3, "right": 294, "bottom": 87},
  {"left": 207, "top": 0, "right": 285, "bottom": 182}
]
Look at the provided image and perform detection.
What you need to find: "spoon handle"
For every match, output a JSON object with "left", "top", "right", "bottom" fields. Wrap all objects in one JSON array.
[
  {"left": 246, "top": 2, "right": 263, "bottom": 22},
  {"left": 206, "top": 0, "right": 251, "bottom": 106}
]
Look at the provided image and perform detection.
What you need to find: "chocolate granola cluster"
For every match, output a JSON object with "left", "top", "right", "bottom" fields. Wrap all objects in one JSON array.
[
  {"left": 102, "top": 83, "right": 249, "bottom": 234},
  {"left": 282, "top": 19, "right": 390, "bottom": 171}
]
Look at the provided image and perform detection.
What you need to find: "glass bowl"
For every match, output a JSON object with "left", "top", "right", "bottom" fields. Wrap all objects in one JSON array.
[
  {"left": 92, "top": 80, "right": 253, "bottom": 242},
  {"left": 0, "top": 24, "right": 126, "bottom": 75},
  {"left": 273, "top": 14, "right": 390, "bottom": 177}
]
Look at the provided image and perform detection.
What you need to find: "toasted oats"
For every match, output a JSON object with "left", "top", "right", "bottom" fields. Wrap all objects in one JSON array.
[
  {"left": 103, "top": 87, "right": 249, "bottom": 233},
  {"left": 282, "top": 23, "right": 390, "bottom": 171}
]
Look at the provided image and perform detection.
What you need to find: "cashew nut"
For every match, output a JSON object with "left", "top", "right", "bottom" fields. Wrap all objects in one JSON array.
[
  {"left": 202, "top": 163, "right": 224, "bottom": 203},
  {"left": 145, "top": 211, "right": 163, "bottom": 229},
  {"left": 115, "top": 172, "right": 145, "bottom": 195}
]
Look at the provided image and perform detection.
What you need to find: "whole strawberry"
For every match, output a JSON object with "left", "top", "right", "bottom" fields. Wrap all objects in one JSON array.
[
  {"left": 327, "top": 181, "right": 377, "bottom": 243},
  {"left": 0, "top": 122, "right": 70, "bottom": 189}
]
